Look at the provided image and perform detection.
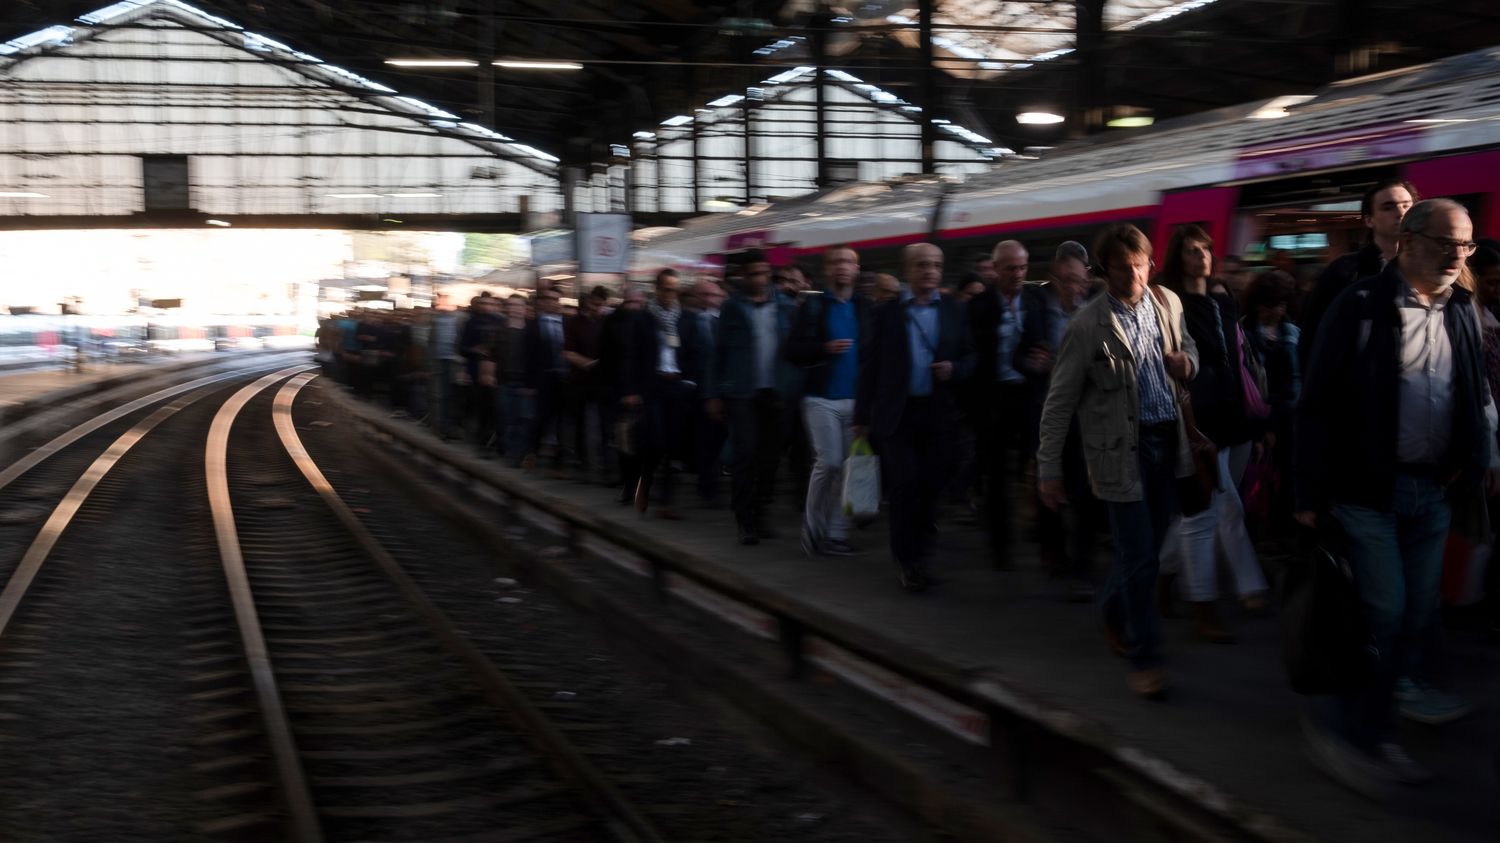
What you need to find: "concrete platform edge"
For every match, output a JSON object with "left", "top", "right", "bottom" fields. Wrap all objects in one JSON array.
[{"left": 328, "top": 384, "right": 1314, "bottom": 843}]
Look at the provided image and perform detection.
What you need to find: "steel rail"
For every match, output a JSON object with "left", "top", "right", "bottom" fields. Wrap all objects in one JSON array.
[
  {"left": 205, "top": 366, "right": 325, "bottom": 843},
  {"left": 0, "top": 353, "right": 308, "bottom": 492},
  {"left": 270, "top": 372, "right": 663, "bottom": 843}
]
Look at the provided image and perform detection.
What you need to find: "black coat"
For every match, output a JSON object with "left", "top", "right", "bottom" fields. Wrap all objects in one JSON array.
[
  {"left": 524, "top": 316, "right": 567, "bottom": 388},
  {"left": 678, "top": 308, "right": 718, "bottom": 391},
  {"left": 1299, "top": 242, "right": 1384, "bottom": 373},
  {"left": 598, "top": 308, "right": 658, "bottom": 399},
  {"left": 855, "top": 294, "right": 976, "bottom": 441},
  {"left": 1180, "top": 289, "right": 1256, "bottom": 447},
  {"left": 967, "top": 285, "right": 1025, "bottom": 387},
  {"left": 783, "top": 291, "right": 871, "bottom": 399},
  {"left": 1296, "top": 261, "right": 1491, "bottom": 512}
]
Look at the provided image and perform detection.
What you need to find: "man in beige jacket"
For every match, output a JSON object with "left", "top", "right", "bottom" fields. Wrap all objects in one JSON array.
[{"left": 1037, "top": 223, "right": 1198, "bottom": 699}]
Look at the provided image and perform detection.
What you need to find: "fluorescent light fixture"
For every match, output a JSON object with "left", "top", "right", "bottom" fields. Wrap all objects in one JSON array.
[
  {"left": 1107, "top": 116, "right": 1155, "bottom": 128},
  {"left": 633, "top": 131, "right": 656, "bottom": 140},
  {"left": 385, "top": 193, "right": 442, "bottom": 198},
  {"left": 661, "top": 115, "right": 694, "bottom": 127},
  {"left": 1405, "top": 117, "right": 1473, "bottom": 124},
  {"left": 327, "top": 193, "right": 383, "bottom": 199},
  {"left": 206, "top": 219, "right": 232, "bottom": 227},
  {"left": 708, "top": 94, "right": 745, "bottom": 108},
  {"left": 1249, "top": 95, "right": 1314, "bottom": 119},
  {"left": 1017, "top": 111, "right": 1065, "bottom": 125},
  {"left": 494, "top": 60, "right": 583, "bottom": 70},
  {"left": 386, "top": 59, "right": 479, "bottom": 68},
  {"left": 0, "top": 191, "right": 47, "bottom": 198},
  {"left": 509, "top": 144, "right": 559, "bottom": 163},
  {"left": 825, "top": 69, "right": 861, "bottom": 83}
]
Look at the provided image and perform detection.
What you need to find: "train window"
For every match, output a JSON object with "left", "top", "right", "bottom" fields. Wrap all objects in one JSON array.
[{"left": 1267, "top": 233, "right": 1330, "bottom": 252}]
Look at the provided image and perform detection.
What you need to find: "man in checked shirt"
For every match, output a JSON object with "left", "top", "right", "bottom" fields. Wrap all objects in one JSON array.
[{"left": 1037, "top": 223, "right": 1198, "bottom": 700}]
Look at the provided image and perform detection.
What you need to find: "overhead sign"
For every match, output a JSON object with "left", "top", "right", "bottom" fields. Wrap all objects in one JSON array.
[{"left": 577, "top": 212, "right": 631, "bottom": 274}]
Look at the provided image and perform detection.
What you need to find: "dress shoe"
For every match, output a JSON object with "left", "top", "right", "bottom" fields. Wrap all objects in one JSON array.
[
  {"left": 822, "top": 539, "right": 863, "bottom": 557},
  {"left": 1102, "top": 616, "right": 1128, "bottom": 658},
  {"left": 1191, "top": 602, "right": 1236, "bottom": 644},
  {"left": 738, "top": 525, "right": 760, "bottom": 546},
  {"left": 1241, "top": 591, "right": 1270, "bottom": 617},
  {"left": 1128, "top": 668, "right": 1170, "bottom": 700},
  {"left": 655, "top": 507, "right": 683, "bottom": 521},
  {"left": 521, "top": 453, "right": 537, "bottom": 472},
  {"left": 899, "top": 570, "right": 929, "bottom": 594}
]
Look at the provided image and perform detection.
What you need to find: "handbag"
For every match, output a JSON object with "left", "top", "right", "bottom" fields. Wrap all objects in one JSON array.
[
  {"left": 1150, "top": 286, "right": 1217, "bottom": 516},
  {"left": 1237, "top": 323, "right": 1272, "bottom": 420},
  {"left": 1280, "top": 521, "right": 1375, "bottom": 695}
]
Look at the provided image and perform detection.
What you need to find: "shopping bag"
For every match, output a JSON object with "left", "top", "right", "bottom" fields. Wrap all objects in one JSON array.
[
  {"left": 841, "top": 437, "right": 881, "bottom": 517},
  {"left": 1280, "top": 520, "right": 1375, "bottom": 695}
]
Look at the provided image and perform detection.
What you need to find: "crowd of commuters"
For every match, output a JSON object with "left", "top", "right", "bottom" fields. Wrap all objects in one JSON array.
[{"left": 317, "top": 178, "right": 1500, "bottom": 798}]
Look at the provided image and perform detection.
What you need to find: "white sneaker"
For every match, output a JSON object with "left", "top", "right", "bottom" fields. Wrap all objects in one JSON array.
[{"left": 1395, "top": 677, "right": 1475, "bottom": 725}]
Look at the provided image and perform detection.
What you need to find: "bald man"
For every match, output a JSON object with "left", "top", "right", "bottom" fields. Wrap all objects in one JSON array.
[
  {"left": 854, "top": 243, "right": 976, "bottom": 592},
  {"left": 968, "top": 239, "right": 1032, "bottom": 567}
]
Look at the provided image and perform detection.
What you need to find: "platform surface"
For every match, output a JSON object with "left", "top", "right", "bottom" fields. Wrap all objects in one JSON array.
[{"left": 390, "top": 422, "right": 1500, "bottom": 843}]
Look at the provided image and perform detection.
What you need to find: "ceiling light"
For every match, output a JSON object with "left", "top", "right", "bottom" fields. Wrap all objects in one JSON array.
[
  {"left": 1107, "top": 116, "right": 1155, "bottom": 128},
  {"left": 1016, "top": 111, "right": 1065, "bottom": 125},
  {"left": 1405, "top": 118, "right": 1473, "bottom": 124},
  {"left": 0, "top": 191, "right": 47, "bottom": 198},
  {"left": 661, "top": 115, "right": 694, "bottom": 127},
  {"left": 205, "top": 219, "right": 232, "bottom": 227},
  {"left": 327, "top": 193, "right": 383, "bottom": 199},
  {"left": 385, "top": 192, "right": 442, "bottom": 198},
  {"left": 385, "top": 59, "right": 479, "bottom": 68},
  {"left": 494, "top": 61, "right": 583, "bottom": 70},
  {"left": 708, "top": 94, "right": 745, "bottom": 108}
]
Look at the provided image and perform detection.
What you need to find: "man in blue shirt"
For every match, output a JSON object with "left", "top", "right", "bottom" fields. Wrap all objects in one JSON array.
[
  {"left": 855, "top": 243, "right": 976, "bottom": 592},
  {"left": 785, "top": 245, "right": 870, "bottom": 557}
]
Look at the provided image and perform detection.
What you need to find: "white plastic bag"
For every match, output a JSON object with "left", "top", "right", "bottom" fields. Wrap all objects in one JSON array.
[{"left": 841, "top": 437, "right": 881, "bottom": 517}]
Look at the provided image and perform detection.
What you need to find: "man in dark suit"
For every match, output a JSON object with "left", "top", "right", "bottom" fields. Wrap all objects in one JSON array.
[
  {"left": 854, "top": 242, "right": 976, "bottom": 591},
  {"left": 707, "top": 250, "right": 799, "bottom": 545},
  {"left": 680, "top": 279, "right": 727, "bottom": 506},
  {"left": 968, "top": 239, "right": 1031, "bottom": 567},
  {"left": 523, "top": 286, "right": 568, "bottom": 471}
]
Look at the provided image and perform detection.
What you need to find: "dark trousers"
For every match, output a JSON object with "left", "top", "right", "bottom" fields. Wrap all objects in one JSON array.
[
  {"left": 727, "top": 389, "right": 785, "bottom": 531},
  {"left": 982, "top": 382, "right": 1030, "bottom": 565},
  {"left": 693, "top": 398, "right": 727, "bottom": 504},
  {"left": 879, "top": 397, "right": 959, "bottom": 574},
  {"left": 1102, "top": 425, "right": 1179, "bottom": 670},
  {"left": 639, "top": 376, "right": 689, "bottom": 506},
  {"left": 530, "top": 371, "right": 565, "bottom": 464},
  {"left": 782, "top": 395, "right": 812, "bottom": 510},
  {"left": 1039, "top": 423, "right": 1101, "bottom": 580}
]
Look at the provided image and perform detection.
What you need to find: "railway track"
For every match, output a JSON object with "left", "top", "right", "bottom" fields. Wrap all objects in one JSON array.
[{"left": 0, "top": 365, "right": 665, "bottom": 841}]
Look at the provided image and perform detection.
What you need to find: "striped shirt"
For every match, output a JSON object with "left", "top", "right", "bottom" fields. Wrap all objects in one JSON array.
[{"left": 1109, "top": 294, "right": 1177, "bottom": 425}]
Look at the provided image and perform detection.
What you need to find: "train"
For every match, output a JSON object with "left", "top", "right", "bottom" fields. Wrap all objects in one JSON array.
[
  {"left": 0, "top": 313, "right": 311, "bottom": 366},
  {"left": 629, "top": 44, "right": 1500, "bottom": 282}
]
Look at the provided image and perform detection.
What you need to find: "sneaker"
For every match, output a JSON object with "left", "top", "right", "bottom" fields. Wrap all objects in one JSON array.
[
  {"left": 1303, "top": 720, "right": 1396, "bottom": 800},
  {"left": 822, "top": 539, "right": 863, "bottom": 557},
  {"left": 1395, "top": 678, "right": 1475, "bottom": 725},
  {"left": 1375, "top": 742, "right": 1433, "bottom": 785}
]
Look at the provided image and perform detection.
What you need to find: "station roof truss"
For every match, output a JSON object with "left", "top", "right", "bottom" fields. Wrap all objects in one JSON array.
[{"left": 0, "top": 0, "right": 563, "bottom": 227}]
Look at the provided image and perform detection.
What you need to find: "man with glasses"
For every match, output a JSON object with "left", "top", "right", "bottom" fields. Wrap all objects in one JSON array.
[
  {"left": 1297, "top": 198, "right": 1497, "bottom": 795},
  {"left": 1038, "top": 224, "right": 1197, "bottom": 699}
]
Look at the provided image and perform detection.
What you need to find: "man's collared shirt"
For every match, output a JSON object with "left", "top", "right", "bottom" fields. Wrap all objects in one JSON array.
[
  {"left": 1396, "top": 282, "right": 1455, "bottom": 464},
  {"left": 541, "top": 314, "right": 565, "bottom": 370},
  {"left": 823, "top": 294, "right": 858, "bottom": 400},
  {"left": 995, "top": 291, "right": 1025, "bottom": 384},
  {"left": 905, "top": 294, "right": 941, "bottom": 398},
  {"left": 748, "top": 299, "right": 779, "bottom": 390},
  {"left": 1109, "top": 293, "right": 1177, "bottom": 425}
]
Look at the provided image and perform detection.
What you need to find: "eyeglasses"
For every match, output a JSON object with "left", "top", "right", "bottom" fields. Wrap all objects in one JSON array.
[{"left": 1412, "top": 231, "right": 1479, "bottom": 256}]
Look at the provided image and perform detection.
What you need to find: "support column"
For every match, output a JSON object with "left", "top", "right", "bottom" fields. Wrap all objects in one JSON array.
[
  {"left": 690, "top": 70, "right": 702, "bottom": 213},
  {"left": 918, "top": 0, "right": 935, "bottom": 174},
  {"left": 478, "top": 0, "right": 496, "bottom": 126},
  {"left": 742, "top": 93, "right": 754, "bottom": 205},
  {"left": 812, "top": 12, "right": 830, "bottom": 189},
  {"left": 1074, "top": 0, "right": 1105, "bottom": 137}
]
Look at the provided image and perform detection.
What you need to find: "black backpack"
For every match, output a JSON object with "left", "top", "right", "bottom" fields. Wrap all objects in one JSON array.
[{"left": 1279, "top": 520, "right": 1377, "bottom": 695}]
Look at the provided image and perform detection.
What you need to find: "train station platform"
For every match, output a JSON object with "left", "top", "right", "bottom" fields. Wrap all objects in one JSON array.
[
  {"left": 331, "top": 388, "right": 1498, "bottom": 843},
  {"left": 0, "top": 353, "right": 217, "bottom": 423}
]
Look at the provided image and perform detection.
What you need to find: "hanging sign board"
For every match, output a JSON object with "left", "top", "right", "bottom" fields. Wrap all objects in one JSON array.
[{"left": 577, "top": 212, "right": 631, "bottom": 274}]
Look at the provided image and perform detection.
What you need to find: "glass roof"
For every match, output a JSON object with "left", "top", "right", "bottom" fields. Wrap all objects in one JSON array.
[{"left": 774, "top": 0, "right": 1222, "bottom": 79}]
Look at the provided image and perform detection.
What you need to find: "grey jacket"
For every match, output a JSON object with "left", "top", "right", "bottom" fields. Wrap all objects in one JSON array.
[{"left": 1037, "top": 287, "right": 1199, "bottom": 502}]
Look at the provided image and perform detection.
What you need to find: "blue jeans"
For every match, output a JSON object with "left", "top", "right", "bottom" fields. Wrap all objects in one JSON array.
[
  {"left": 1102, "top": 426, "right": 1179, "bottom": 670},
  {"left": 1327, "top": 473, "right": 1451, "bottom": 749}
]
